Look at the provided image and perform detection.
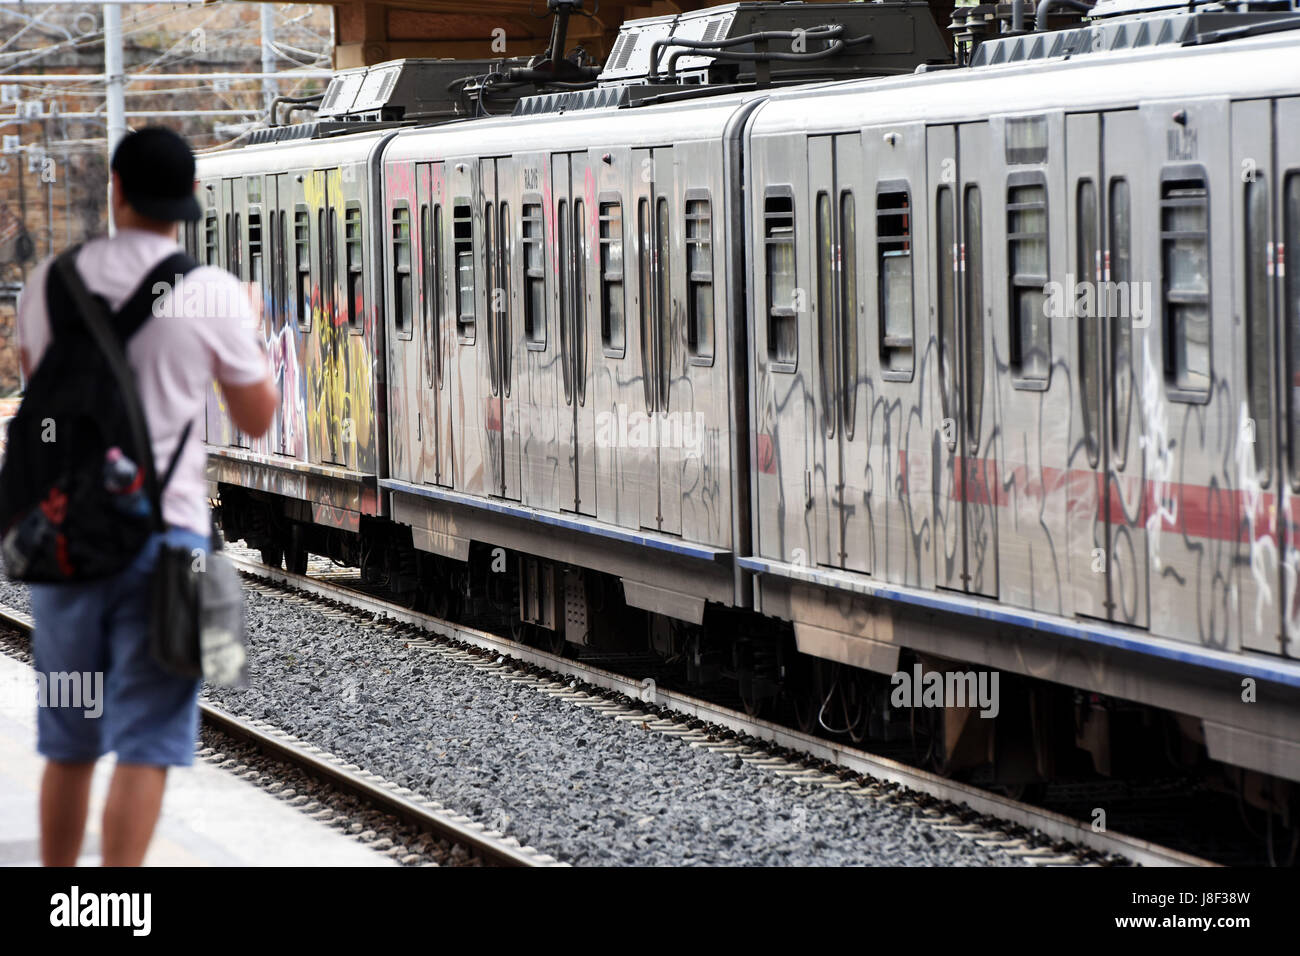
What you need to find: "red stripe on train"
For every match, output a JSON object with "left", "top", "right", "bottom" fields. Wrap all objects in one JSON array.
[{"left": 909, "top": 451, "right": 1293, "bottom": 545}]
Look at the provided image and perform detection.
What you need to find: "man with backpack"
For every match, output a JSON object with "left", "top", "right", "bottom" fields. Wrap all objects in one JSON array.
[{"left": 12, "top": 127, "right": 278, "bottom": 866}]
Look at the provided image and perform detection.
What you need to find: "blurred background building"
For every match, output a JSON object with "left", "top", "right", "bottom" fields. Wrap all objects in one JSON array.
[{"left": 0, "top": 2, "right": 335, "bottom": 393}]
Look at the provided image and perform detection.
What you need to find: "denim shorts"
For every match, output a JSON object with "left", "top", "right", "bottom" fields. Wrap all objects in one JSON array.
[{"left": 31, "top": 527, "right": 209, "bottom": 767}]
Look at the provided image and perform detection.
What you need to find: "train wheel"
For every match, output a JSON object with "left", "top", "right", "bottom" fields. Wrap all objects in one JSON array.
[
  {"left": 259, "top": 544, "right": 283, "bottom": 569},
  {"left": 739, "top": 678, "right": 766, "bottom": 719},
  {"left": 427, "top": 584, "right": 451, "bottom": 619}
]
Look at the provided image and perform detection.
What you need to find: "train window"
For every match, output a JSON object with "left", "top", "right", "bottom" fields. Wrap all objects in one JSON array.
[
  {"left": 1161, "top": 175, "right": 1211, "bottom": 398},
  {"left": 420, "top": 204, "right": 435, "bottom": 387},
  {"left": 499, "top": 203, "right": 512, "bottom": 396},
  {"left": 840, "top": 191, "right": 858, "bottom": 439},
  {"left": 523, "top": 202, "right": 546, "bottom": 348},
  {"left": 325, "top": 208, "right": 338, "bottom": 319},
  {"left": 248, "top": 208, "right": 263, "bottom": 288},
  {"left": 686, "top": 196, "right": 714, "bottom": 364},
  {"left": 936, "top": 187, "right": 957, "bottom": 424},
  {"left": 559, "top": 201, "right": 573, "bottom": 404},
  {"left": 1245, "top": 177, "right": 1272, "bottom": 481},
  {"left": 204, "top": 211, "right": 218, "bottom": 266},
  {"left": 234, "top": 212, "right": 243, "bottom": 279},
  {"left": 573, "top": 198, "right": 587, "bottom": 402},
  {"left": 434, "top": 206, "right": 445, "bottom": 386},
  {"left": 1005, "top": 115, "right": 1048, "bottom": 166},
  {"left": 317, "top": 209, "right": 329, "bottom": 318},
  {"left": 454, "top": 201, "right": 474, "bottom": 342},
  {"left": 274, "top": 210, "right": 287, "bottom": 331},
  {"left": 816, "top": 192, "right": 836, "bottom": 436},
  {"left": 1007, "top": 180, "right": 1050, "bottom": 386},
  {"left": 638, "top": 198, "right": 653, "bottom": 411},
  {"left": 764, "top": 191, "right": 797, "bottom": 370},
  {"left": 258, "top": 210, "right": 271, "bottom": 319},
  {"left": 485, "top": 203, "right": 498, "bottom": 393},
  {"left": 1110, "top": 179, "right": 1133, "bottom": 469},
  {"left": 877, "top": 186, "right": 914, "bottom": 379},
  {"left": 392, "top": 204, "right": 412, "bottom": 337},
  {"left": 1077, "top": 180, "right": 1100, "bottom": 468},
  {"left": 599, "top": 200, "right": 625, "bottom": 357},
  {"left": 345, "top": 203, "right": 363, "bottom": 331},
  {"left": 294, "top": 207, "right": 311, "bottom": 331},
  {"left": 1287, "top": 174, "right": 1300, "bottom": 487},
  {"left": 656, "top": 196, "right": 671, "bottom": 409},
  {"left": 965, "top": 185, "right": 985, "bottom": 447}
]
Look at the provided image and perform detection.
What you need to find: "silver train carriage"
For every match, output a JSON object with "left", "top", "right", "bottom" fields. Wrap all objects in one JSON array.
[
  {"left": 193, "top": 129, "right": 397, "bottom": 570},
  {"left": 193, "top": 0, "right": 1300, "bottom": 804}
]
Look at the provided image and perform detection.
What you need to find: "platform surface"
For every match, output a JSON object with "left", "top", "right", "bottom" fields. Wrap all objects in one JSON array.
[{"left": 0, "top": 652, "right": 394, "bottom": 867}]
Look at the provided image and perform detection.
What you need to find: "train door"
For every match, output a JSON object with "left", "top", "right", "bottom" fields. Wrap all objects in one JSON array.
[
  {"left": 272, "top": 172, "right": 291, "bottom": 457},
  {"left": 929, "top": 123, "right": 997, "bottom": 597},
  {"left": 806, "top": 133, "right": 869, "bottom": 572},
  {"left": 592, "top": 155, "right": 637, "bottom": 531},
  {"left": 252, "top": 174, "right": 274, "bottom": 455},
  {"left": 631, "top": 146, "right": 681, "bottom": 535},
  {"left": 311, "top": 168, "right": 345, "bottom": 465},
  {"left": 479, "top": 156, "right": 522, "bottom": 500},
  {"left": 553, "top": 151, "right": 597, "bottom": 515},
  {"left": 1230, "top": 100, "right": 1281, "bottom": 652},
  {"left": 1065, "top": 113, "right": 1110, "bottom": 620},
  {"left": 1068, "top": 112, "right": 1152, "bottom": 626},
  {"left": 1275, "top": 98, "right": 1300, "bottom": 656},
  {"left": 1142, "top": 97, "right": 1230, "bottom": 646},
  {"left": 416, "top": 161, "right": 452, "bottom": 487},
  {"left": 224, "top": 177, "right": 251, "bottom": 448}
]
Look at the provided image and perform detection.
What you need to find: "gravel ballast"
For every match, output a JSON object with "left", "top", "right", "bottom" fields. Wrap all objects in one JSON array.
[{"left": 0, "top": 568, "right": 1031, "bottom": 866}]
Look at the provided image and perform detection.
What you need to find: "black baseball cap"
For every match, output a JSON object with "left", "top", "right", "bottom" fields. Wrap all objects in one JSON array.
[{"left": 110, "top": 126, "right": 203, "bottom": 223}]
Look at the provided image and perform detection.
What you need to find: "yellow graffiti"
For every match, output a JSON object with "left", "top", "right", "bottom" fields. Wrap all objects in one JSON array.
[{"left": 302, "top": 167, "right": 374, "bottom": 470}]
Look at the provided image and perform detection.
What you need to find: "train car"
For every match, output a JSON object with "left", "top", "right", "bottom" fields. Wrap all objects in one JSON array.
[
  {"left": 377, "top": 93, "right": 753, "bottom": 635},
  {"left": 743, "top": 2, "right": 1300, "bottom": 787},
  {"left": 190, "top": 128, "right": 398, "bottom": 571}
]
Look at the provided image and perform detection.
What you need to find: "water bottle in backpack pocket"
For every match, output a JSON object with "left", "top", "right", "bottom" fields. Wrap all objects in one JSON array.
[{"left": 103, "top": 446, "right": 151, "bottom": 518}]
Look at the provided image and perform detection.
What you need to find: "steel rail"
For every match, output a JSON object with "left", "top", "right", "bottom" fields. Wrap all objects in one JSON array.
[{"left": 0, "top": 602, "right": 556, "bottom": 868}]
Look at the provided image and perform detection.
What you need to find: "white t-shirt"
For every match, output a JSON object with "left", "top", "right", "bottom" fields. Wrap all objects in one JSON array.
[{"left": 16, "top": 228, "right": 269, "bottom": 535}]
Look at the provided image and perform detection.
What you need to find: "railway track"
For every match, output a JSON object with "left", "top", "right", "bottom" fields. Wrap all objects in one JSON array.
[
  {"left": 0, "top": 603, "right": 559, "bottom": 868},
  {"left": 224, "top": 549, "right": 1212, "bottom": 868}
]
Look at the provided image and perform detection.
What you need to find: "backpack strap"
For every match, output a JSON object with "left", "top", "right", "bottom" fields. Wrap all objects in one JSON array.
[
  {"left": 159, "top": 420, "right": 193, "bottom": 493},
  {"left": 52, "top": 249, "right": 168, "bottom": 532},
  {"left": 113, "top": 251, "right": 198, "bottom": 343}
]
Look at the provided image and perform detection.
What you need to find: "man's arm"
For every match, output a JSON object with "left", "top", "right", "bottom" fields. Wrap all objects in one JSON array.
[
  {"left": 209, "top": 272, "right": 277, "bottom": 437},
  {"left": 220, "top": 377, "right": 278, "bottom": 437},
  {"left": 16, "top": 258, "right": 53, "bottom": 384}
]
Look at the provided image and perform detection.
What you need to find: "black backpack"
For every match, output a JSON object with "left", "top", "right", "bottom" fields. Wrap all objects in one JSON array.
[{"left": 0, "top": 244, "right": 197, "bottom": 582}]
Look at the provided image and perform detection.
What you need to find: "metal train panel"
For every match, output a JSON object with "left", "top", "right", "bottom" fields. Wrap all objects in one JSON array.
[
  {"left": 744, "top": 31, "right": 1300, "bottom": 664},
  {"left": 380, "top": 98, "right": 749, "bottom": 570}
]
